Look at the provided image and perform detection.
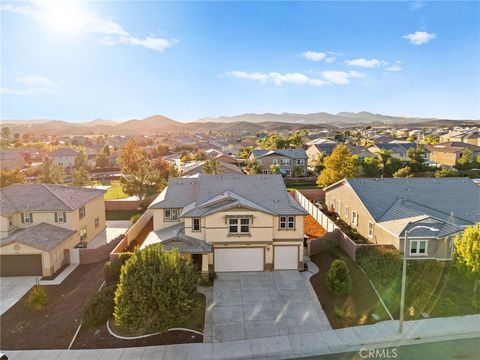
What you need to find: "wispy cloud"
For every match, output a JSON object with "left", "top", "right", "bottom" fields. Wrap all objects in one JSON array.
[
  {"left": 385, "top": 63, "right": 403, "bottom": 72},
  {"left": 348, "top": 70, "right": 366, "bottom": 78},
  {"left": 1, "top": 75, "right": 60, "bottom": 96},
  {"left": 321, "top": 71, "right": 350, "bottom": 85},
  {"left": 345, "top": 58, "right": 384, "bottom": 68},
  {"left": 409, "top": 1, "right": 425, "bottom": 12},
  {"left": 301, "top": 51, "right": 339, "bottom": 63},
  {"left": 0, "top": 1, "right": 176, "bottom": 52},
  {"left": 403, "top": 31, "right": 436, "bottom": 45}
]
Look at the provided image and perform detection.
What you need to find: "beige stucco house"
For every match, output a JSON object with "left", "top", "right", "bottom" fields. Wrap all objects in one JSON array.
[
  {"left": 143, "top": 174, "right": 307, "bottom": 276},
  {"left": 324, "top": 178, "right": 479, "bottom": 260},
  {"left": 48, "top": 148, "right": 79, "bottom": 169},
  {"left": 427, "top": 142, "right": 480, "bottom": 167},
  {"left": 0, "top": 184, "right": 106, "bottom": 276},
  {"left": 249, "top": 149, "right": 308, "bottom": 177}
]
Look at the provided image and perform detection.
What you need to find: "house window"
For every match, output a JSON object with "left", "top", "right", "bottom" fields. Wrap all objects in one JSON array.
[
  {"left": 410, "top": 240, "right": 428, "bottom": 256},
  {"left": 345, "top": 206, "right": 349, "bottom": 217},
  {"left": 272, "top": 159, "right": 278, "bottom": 165},
  {"left": 229, "top": 218, "right": 238, "bottom": 233},
  {"left": 21, "top": 212, "right": 33, "bottom": 224},
  {"left": 282, "top": 159, "right": 290, "bottom": 165},
  {"left": 262, "top": 169, "right": 269, "bottom": 174},
  {"left": 164, "top": 209, "right": 179, "bottom": 221},
  {"left": 240, "top": 218, "right": 250, "bottom": 233},
  {"left": 284, "top": 169, "right": 291, "bottom": 176},
  {"left": 79, "top": 206, "right": 86, "bottom": 219},
  {"left": 79, "top": 227, "right": 87, "bottom": 242},
  {"left": 95, "top": 217, "right": 99, "bottom": 228},
  {"left": 368, "top": 222, "right": 374, "bottom": 238},
  {"left": 296, "top": 159, "right": 305, "bottom": 165},
  {"left": 229, "top": 218, "right": 250, "bottom": 234},
  {"left": 8, "top": 216, "right": 13, "bottom": 227},
  {"left": 352, "top": 211, "right": 358, "bottom": 226},
  {"left": 55, "top": 212, "right": 66, "bottom": 223},
  {"left": 280, "top": 216, "right": 295, "bottom": 229},
  {"left": 192, "top": 218, "right": 201, "bottom": 231}
]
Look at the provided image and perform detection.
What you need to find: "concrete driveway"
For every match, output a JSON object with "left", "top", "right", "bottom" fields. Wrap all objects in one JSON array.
[
  {"left": 211, "top": 270, "right": 331, "bottom": 342},
  {"left": 0, "top": 276, "right": 37, "bottom": 315}
]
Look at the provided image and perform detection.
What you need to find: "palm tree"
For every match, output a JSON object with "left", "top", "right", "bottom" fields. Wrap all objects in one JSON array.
[
  {"left": 203, "top": 159, "right": 223, "bottom": 175},
  {"left": 377, "top": 149, "right": 392, "bottom": 177}
]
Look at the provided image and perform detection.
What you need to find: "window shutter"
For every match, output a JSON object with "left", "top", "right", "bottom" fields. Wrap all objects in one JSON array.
[
  {"left": 30, "top": 213, "right": 33, "bottom": 223},
  {"left": 63, "top": 212, "right": 67, "bottom": 222},
  {"left": 21, "top": 213, "right": 24, "bottom": 223},
  {"left": 54, "top": 212, "right": 58, "bottom": 223}
]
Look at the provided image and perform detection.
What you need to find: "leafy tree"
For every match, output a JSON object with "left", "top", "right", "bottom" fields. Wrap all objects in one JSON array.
[
  {"left": 82, "top": 286, "right": 115, "bottom": 328},
  {"left": 422, "top": 134, "right": 439, "bottom": 145},
  {"left": 96, "top": 135, "right": 106, "bottom": 146},
  {"left": 245, "top": 160, "right": 263, "bottom": 174},
  {"left": 385, "top": 157, "right": 403, "bottom": 176},
  {"left": 257, "top": 134, "right": 288, "bottom": 150},
  {"left": 102, "top": 144, "right": 111, "bottom": 157},
  {"left": 311, "top": 153, "right": 326, "bottom": 174},
  {"left": 237, "top": 146, "right": 254, "bottom": 159},
  {"left": 435, "top": 168, "right": 457, "bottom": 178},
  {"left": 168, "top": 164, "right": 180, "bottom": 179},
  {"left": 180, "top": 151, "right": 193, "bottom": 163},
  {"left": 288, "top": 131, "right": 306, "bottom": 148},
  {"left": 37, "top": 156, "right": 65, "bottom": 184},
  {"left": 154, "top": 144, "right": 171, "bottom": 157},
  {"left": 316, "top": 144, "right": 357, "bottom": 188},
  {"left": 71, "top": 167, "right": 92, "bottom": 186},
  {"left": 203, "top": 158, "right": 223, "bottom": 175},
  {"left": 361, "top": 157, "right": 381, "bottom": 177},
  {"left": 453, "top": 224, "right": 480, "bottom": 291},
  {"left": 270, "top": 163, "right": 281, "bottom": 174},
  {"left": 118, "top": 139, "right": 167, "bottom": 200},
  {"left": 74, "top": 150, "right": 89, "bottom": 169},
  {"left": 407, "top": 145, "right": 426, "bottom": 171},
  {"left": 114, "top": 245, "right": 199, "bottom": 332},
  {"left": 457, "top": 149, "right": 473, "bottom": 169},
  {"left": 0, "top": 168, "right": 25, "bottom": 187},
  {"left": 193, "top": 150, "right": 207, "bottom": 161},
  {"left": 1, "top": 127, "right": 11, "bottom": 140},
  {"left": 325, "top": 260, "right": 352, "bottom": 296},
  {"left": 377, "top": 149, "right": 392, "bottom": 177},
  {"left": 292, "top": 165, "right": 303, "bottom": 177},
  {"left": 95, "top": 152, "right": 110, "bottom": 169},
  {"left": 393, "top": 166, "right": 413, "bottom": 178}
]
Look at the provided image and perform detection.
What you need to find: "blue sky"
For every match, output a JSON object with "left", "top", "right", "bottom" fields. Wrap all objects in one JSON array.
[{"left": 1, "top": 1, "right": 479, "bottom": 122}]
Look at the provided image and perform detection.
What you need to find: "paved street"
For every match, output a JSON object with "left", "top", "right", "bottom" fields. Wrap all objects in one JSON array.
[
  {"left": 211, "top": 270, "right": 331, "bottom": 342},
  {"left": 0, "top": 276, "right": 37, "bottom": 315}
]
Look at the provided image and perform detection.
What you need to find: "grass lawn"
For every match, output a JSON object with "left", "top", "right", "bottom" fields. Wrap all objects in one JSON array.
[
  {"left": 104, "top": 181, "right": 129, "bottom": 200},
  {"left": 286, "top": 182, "right": 319, "bottom": 191},
  {"left": 106, "top": 210, "right": 139, "bottom": 221},
  {"left": 357, "top": 247, "right": 480, "bottom": 320},
  {"left": 310, "top": 246, "right": 390, "bottom": 328}
]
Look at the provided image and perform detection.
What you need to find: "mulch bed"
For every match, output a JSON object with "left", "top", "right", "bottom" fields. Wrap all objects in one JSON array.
[
  {"left": 40, "top": 264, "right": 69, "bottom": 281},
  {"left": 72, "top": 325, "right": 202, "bottom": 349},
  {"left": 0, "top": 261, "right": 106, "bottom": 350}
]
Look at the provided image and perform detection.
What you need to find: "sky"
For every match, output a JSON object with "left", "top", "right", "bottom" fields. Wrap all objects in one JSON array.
[{"left": 1, "top": 0, "right": 479, "bottom": 122}]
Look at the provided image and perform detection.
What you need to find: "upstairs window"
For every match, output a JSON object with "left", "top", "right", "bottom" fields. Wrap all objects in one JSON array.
[
  {"left": 95, "top": 217, "right": 100, "bottom": 228},
  {"left": 165, "top": 209, "right": 179, "bottom": 221},
  {"left": 192, "top": 218, "right": 201, "bottom": 231},
  {"left": 21, "top": 213, "right": 33, "bottom": 224},
  {"left": 282, "top": 159, "right": 290, "bottom": 165},
  {"left": 240, "top": 218, "right": 250, "bottom": 233},
  {"left": 79, "top": 227, "right": 87, "bottom": 242},
  {"left": 368, "top": 222, "right": 374, "bottom": 238},
  {"left": 229, "top": 218, "right": 238, "bottom": 233},
  {"left": 272, "top": 159, "right": 278, "bottom": 165},
  {"left": 352, "top": 211, "right": 358, "bottom": 226},
  {"left": 79, "top": 206, "right": 86, "bottom": 220},
  {"left": 229, "top": 217, "right": 250, "bottom": 234},
  {"left": 410, "top": 240, "right": 428, "bottom": 256},
  {"left": 55, "top": 212, "right": 66, "bottom": 223},
  {"left": 8, "top": 216, "right": 14, "bottom": 227},
  {"left": 280, "top": 216, "right": 295, "bottom": 229},
  {"left": 296, "top": 159, "right": 305, "bottom": 165}
]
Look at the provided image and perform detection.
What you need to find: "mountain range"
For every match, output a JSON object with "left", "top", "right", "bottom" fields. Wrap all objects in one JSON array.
[{"left": 1, "top": 112, "right": 477, "bottom": 136}]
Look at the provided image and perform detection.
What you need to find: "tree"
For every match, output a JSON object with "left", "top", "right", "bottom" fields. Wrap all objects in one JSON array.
[
  {"left": 245, "top": 160, "right": 263, "bottom": 174},
  {"left": 377, "top": 149, "right": 392, "bottom": 177},
  {"left": 435, "top": 168, "right": 457, "bottom": 178},
  {"left": 422, "top": 134, "right": 439, "bottom": 145},
  {"left": 237, "top": 146, "right": 253, "bottom": 159},
  {"left": 407, "top": 145, "right": 426, "bottom": 172},
  {"left": 325, "top": 260, "right": 352, "bottom": 296},
  {"left": 457, "top": 149, "right": 473, "bottom": 169},
  {"left": 316, "top": 144, "right": 357, "bottom": 188},
  {"left": 393, "top": 166, "right": 413, "bottom": 178},
  {"left": 95, "top": 152, "right": 110, "bottom": 170},
  {"left": 311, "top": 153, "right": 326, "bottom": 174},
  {"left": 114, "top": 245, "right": 199, "bottom": 332},
  {"left": 2, "top": 127, "right": 11, "bottom": 140},
  {"left": 292, "top": 165, "right": 303, "bottom": 177},
  {"left": 1, "top": 168, "right": 25, "bottom": 187},
  {"left": 154, "top": 144, "right": 170, "bottom": 157},
  {"left": 37, "top": 157, "right": 65, "bottom": 184},
  {"left": 96, "top": 135, "right": 106, "bottom": 146},
  {"left": 168, "top": 164, "right": 180, "bottom": 179},
  {"left": 193, "top": 150, "right": 207, "bottom": 161},
  {"left": 71, "top": 168, "right": 92, "bottom": 187},
  {"left": 361, "top": 157, "right": 381, "bottom": 177},
  {"left": 203, "top": 158, "right": 223, "bottom": 175},
  {"left": 118, "top": 140, "right": 167, "bottom": 200},
  {"left": 270, "top": 163, "right": 281, "bottom": 174},
  {"left": 453, "top": 224, "right": 480, "bottom": 291},
  {"left": 102, "top": 144, "right": 111, "bottom": 157},
  {"left": 74, "top": 150, "right": 89, "bottom": 169},
  {"left": 288, "top": 131, "right": 306, "bottom": 148}
]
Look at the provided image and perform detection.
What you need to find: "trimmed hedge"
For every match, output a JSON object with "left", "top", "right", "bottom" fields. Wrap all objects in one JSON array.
[
  {"left": 82, "top": 285, "right": 115, "bottom": 328},
  {"left": 326, "top": 260, "right": 352, "bottom": 296}
]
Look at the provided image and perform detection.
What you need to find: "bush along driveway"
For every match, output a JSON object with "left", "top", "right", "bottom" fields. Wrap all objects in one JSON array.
[{"left": 357, "top": 247, "right": 480, "bottom": 320}]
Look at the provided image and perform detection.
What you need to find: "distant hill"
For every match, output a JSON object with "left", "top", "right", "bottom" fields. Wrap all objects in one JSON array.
[{"left": 1, "top": 111, "right": 477, "bottom": 136}]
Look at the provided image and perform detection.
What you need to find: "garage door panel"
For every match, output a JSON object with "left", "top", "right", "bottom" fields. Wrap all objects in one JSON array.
[
  {"left": 215, "top": 248, "right": 264, "bottom": 272},
  {"left": 274, "top": 246, "right": 298, "bottom": 270},
  {"left": 0, "top": 255, "right": 43, "bottom": 276}
]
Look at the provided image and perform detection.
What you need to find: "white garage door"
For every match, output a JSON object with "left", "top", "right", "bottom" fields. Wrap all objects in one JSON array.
[
  {"left": 214, "top": 248, "right": 264, "bottom": 272},
  {"left": 274, "top": 246, "right": 299, "bottom": 270}
]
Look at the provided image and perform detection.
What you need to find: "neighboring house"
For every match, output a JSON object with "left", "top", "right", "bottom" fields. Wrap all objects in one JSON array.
[
  {"left": 0, "top": 150, "right": 27, "bottom": 170},
  {"left": 144, "top": 174, "right": 307, "bottom": 276},
  {"left": 182, "top": 161, "right": 243, "bottom": 176},
  {"left": 205, "top": 149, "right": 238, "bottom": 164},
  {"left": 48, "top": 148, "right": 80, "bottom": 169},
  {"left": 306, "top": 144, "right": 372, "bottom": 169},
  {"left": 0, "top": 184, "right": 106, "bottom": 276},
  {"left": 367, "top": 143, "right": 417, "bottom": 160},
  {"left": 249, "top": 149, "right": 308, "bottom": 176},
  {"left": 324, "top": 178, "right": 480, "bottom": 260},
  {"left": 428, "top": 142, "right": 480, "bottom": 167}
]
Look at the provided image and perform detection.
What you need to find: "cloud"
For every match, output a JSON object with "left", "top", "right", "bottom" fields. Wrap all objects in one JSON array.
[
  {"left": 301, "top": 51, "right": 326, "bottom": 61},
  {"left": 321, "top": 71, "right": 350, "bottom": 85},
  {"left": 409, "top": 1, "right": 425, "bottom": 11},
  {"left": 228, "top": 71, "right": 269, "bottom": 82},
  {"left": 348, "top": 70, "right": 366, "bottom": 78},
  {"left": 403, "top": 31, "right": 436, "bottom": 45},
  {"left": 385, "top": 64, "right": 403, "bottom": 72},
  {"left": 1, "top": 1, "right": 175, "bottom": 52},
  {"left": 345, "top": 58, "right": 383, "bottom": 68},
  {"left": 1, "top": 75, "right": 60, "bottom": 96}
]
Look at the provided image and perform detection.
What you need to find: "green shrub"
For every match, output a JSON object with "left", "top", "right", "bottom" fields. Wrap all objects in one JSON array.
[
  {"left": 431, "top": 296, "right": 459, "bottom": 317},
  {"left": 334, "top": 306, "right": 346, "bottom": 318},
  {"left": 471, "top": 291, "right": 480, "bottom": 312},
  {"left": 28, "top": 286, "right": 47, "bottom": 310},
  {"left": 326, "top": 260, "right": 353, "bottom": 296},
  {"left": 82, "top": 286, "right": 115, "bottom": 328},
  {"left": 114, "top": 244, "right": 199, "bottom": 333},
  {"left": 103, "top": 252, "right": 133, "bottom": 285},
  {"left": 130, "top": 213, "right": 141, "bottom": 225}
]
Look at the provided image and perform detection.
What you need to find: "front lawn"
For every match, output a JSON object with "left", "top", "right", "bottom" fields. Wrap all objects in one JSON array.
[
  {"left": 310, "top": 246, "right": 390, "bottom": 328},
  {"left": 357, "top": 247, "right": 480, "bottom": 320},
  {"left": 106, "top": 210, "right": 139, "bottom": 221},
  {"left": 104, "top": 181, "right": 129, "bottom": 200},
  {"left": 286, "top": 181, "right": 319, "bottom": 191}
]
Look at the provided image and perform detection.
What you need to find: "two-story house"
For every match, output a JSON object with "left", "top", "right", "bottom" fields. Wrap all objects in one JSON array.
[
  {"left": 367, "top": 143, "right": 417, "bottom": 160},
  {"left": 324, "top": 178, "right": 480, "bottom": 260},
  {"left": 48, "top": 148, "right": 80, "bottom": 169},
  {"left": 0, "top": 184, "right": 106, "bottom": 276},
  {"left": 427, "top": 142, "right": 480, "bottom": 167},
  {"left": 249, "top": 149, "right": 308, "bottom": 177},
  {"left": 0, "top": 150, "right": 27, "bottom": 170},
  {"left": 306, "top": 143, "right": 372, "bottom": 170},
  {"left": 142, "top": 175, "right": 307, "bottom": 277}
]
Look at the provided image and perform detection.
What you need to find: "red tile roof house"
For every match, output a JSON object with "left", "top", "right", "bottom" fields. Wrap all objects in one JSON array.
[{"left": 0, "top": 184, "right": 106, "bottom": 276}]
